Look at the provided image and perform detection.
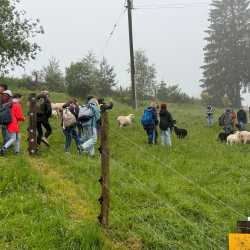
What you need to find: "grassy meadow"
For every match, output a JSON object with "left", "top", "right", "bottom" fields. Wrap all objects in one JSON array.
[{"left": 0, "top": 91, "right": 250, "bottom": 249}]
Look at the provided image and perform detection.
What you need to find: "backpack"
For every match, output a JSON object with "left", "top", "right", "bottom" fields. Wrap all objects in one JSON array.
[
  {"left": 0, "top": 103, "right": 12, "bottom": 125},
  {"left": 141, "top": 108, "right": 154, "bottom": 127},
  {"left": 218, "top": 114, "right": 225, "bottom": 126},
  {"left": 78, "top": 104, "right": 94, "bottom": 123},
  {"left": 63, "top": 108, "right": 76, "bottom": 128}
]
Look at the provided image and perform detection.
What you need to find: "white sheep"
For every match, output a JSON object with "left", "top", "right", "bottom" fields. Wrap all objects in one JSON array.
[
  {"left": 117, "top": 114, "right": 135, "bottom": 128},
  {"left": 227, "top": 132, "right": 241, "bottom": 145},
  {"left": 51, "top": 103, "right": 65, "bottom": 118},
  {"left": 239, "top": 131, "right": 250, "bottom": 144}
]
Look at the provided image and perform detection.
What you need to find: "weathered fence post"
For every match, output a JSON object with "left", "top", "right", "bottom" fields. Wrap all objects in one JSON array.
[
  {"left": 98, "top": 109, "right": 110, "bottom": 227},
  {"left": 28, "top": 94, "right": 37, "bottom": 155}
]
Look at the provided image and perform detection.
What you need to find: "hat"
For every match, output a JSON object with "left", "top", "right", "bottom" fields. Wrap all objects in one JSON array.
[{"left": 3, "top": 90, "right": 13, "bottom": 97}]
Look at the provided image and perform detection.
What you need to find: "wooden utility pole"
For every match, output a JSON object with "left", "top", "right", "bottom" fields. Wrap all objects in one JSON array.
[
  {"left": 98, "top": 109, "right": 110, "bottom": 227},
  {"left": 127, "top": 0, "right": 137, "bottom": 109},
  {"left": 28, "top": 94, "right": 37, "bottom": 155}
]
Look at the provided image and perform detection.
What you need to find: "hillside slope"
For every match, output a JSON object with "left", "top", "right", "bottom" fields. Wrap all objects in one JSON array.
[{"left": 0, "top": 93, "right": 249, "bottom": 249}]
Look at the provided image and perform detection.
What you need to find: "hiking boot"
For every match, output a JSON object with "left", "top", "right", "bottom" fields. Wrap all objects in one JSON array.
[
  {"left": 41, "top": 137, "right": 50, "bottom": 147},
  {"left": 0, "top": 148, "right": 6, "bottom": 156}
]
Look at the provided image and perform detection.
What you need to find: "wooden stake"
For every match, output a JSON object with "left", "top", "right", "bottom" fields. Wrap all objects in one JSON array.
[
  {"left": 28, "top": 94, "right": 37, "bottom": 155},
  {"left": 98, "top": 110, "right": 110, "bottom": 227}
]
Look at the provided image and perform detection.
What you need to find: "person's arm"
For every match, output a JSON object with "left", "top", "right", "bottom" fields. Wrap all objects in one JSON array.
[
  {"left": 14, "top": 104, "right": 25, "bottom": 122},
  {"left": 153, "top": 108, "right": 159, "bottom": 125}
]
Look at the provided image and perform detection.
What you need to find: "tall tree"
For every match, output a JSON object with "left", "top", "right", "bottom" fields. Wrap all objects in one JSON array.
[
  {"left": 65, "top": 52, "right": 100, "bottom": 98},
  {"left": 42, "top": 58, "right": 65, "bottom": 92},
  {"left": 0, "top": 0, "right": 43, "bottom": 73},
  {"left": 98, "top": 58, "right": 117, "bottom": 97},
  {"left": 133, "top": 50, "right": 157, "bottom": 102},
  {"left": 201, "top": 0, "right": 250, "bottom": 107}
]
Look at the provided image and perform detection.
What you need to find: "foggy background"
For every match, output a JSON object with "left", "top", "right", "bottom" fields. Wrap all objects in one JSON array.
[{"left": 11, "top": 0, "right": 250, "bottom": 104}]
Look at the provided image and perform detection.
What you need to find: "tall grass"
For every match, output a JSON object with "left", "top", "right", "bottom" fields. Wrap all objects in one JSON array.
[{"left": 0, "top": 93, "right": 249, "bottom": 249}]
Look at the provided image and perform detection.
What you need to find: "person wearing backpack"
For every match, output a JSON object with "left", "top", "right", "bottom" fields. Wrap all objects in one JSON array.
[
  {"left": 141, "top": 102, "right": 159, "bottom": 144},
  {"left": 79, "top": 98, "right": 100, "bottom": 157},
  {"left": 222, "top": 108, "right": 233, "bottom": 134},
  {"left": 159, "top": 103, "right": 173, "bottom": 146},
  {"left": 0, "top": 89, "right": 13, "bottom": 145},
  {"left": 62, "top": 100, "right": 81, "bottom": 153},
  {"left": 0, "top": 93, "right": 25, "bottom": 156},
  {"left": 36, "top": 93, "right": 52, "bottom": 147}
]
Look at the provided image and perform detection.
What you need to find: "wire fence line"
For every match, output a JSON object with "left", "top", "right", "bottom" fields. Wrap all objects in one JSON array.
[{"left": 109, "top": 128, "right": 245, "bottom": 219}]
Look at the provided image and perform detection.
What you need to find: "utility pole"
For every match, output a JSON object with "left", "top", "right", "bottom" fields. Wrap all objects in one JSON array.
[{"left": 127, "top": 0, "right": 137, "bottom": 109}]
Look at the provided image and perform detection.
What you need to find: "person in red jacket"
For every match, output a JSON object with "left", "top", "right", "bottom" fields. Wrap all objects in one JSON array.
[{"left": 0, "top": 94, "right": 25, "bottom": 156}]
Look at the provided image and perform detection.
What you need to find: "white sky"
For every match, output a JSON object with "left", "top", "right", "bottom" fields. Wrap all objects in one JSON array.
[{"left": 10, "top": 0, "right": 250, "bottom": 104}]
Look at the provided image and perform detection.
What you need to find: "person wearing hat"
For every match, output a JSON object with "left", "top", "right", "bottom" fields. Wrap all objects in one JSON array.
[{"left": 0, "top": 88, "right": 13, "bottom": 145}]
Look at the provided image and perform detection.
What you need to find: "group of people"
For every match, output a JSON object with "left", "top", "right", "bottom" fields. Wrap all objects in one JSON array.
[
  {"left": 220, "top": 107, "right": 248, "bottom": 134},
  {"left": 141, "top": 102, "right": 174, "bottom": 146},
  {"left": 206, "top": 104, "right": 248, "bottom": 133},
  {"left": 0, "top": 85, "right": 103, "bottom": 157},
  {"left": 61, "top": 97, "right": 101, "bottom": 156},
  {"left": 0, "top": 84, "right": 25, "bottom": 155}
]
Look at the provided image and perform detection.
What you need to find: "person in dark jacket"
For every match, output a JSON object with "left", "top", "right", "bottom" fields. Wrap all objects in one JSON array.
[
  {"left": 223, "top": 108, "right": 233, "bottom": 134},
  {"left": 159, "top": 103, "right": 173, "bottom": 146},
  {"left": 237, "top": 107, "right": 247, "bottom": 131},
  {"left": 62, "top": 100, "right": 81, "bottom": 153},
  {"left": 36, "top": 93, "right": 52, "bottom": 146}
]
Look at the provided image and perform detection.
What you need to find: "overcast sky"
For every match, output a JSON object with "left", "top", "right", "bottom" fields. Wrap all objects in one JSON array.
[{"left": 13, "top": 0, "right": 212, "bottom": 98}]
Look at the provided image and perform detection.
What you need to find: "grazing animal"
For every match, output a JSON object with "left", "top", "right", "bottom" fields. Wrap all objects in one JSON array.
[
  {"left": 227, "top": 132, "right": 241, "bottom": 145},
  {"left": 218, "top": 131, "right": 233, "bottom": 143},
  {"left": 51, "top": 103, "right": 65, "bottom": 118},
  {"left": 174, "top": 126, "right": 188, "bottom": 139},
  {"left": 52, "top": 110, "right": 58, "bottom": 117},
  {"left": 239, "top": 131, "right": 250, "bottom": 144},
  {"left": 117, "top": 114, "right": 135, "bottom": 128}
]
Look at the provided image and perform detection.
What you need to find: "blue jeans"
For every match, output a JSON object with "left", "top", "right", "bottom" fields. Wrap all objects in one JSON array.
[
  {"left": 1, "top": 125, "right": 9, "bottom": 145},
  {"left": 63, "top": 126, "right": 80, "bottom": 152},
  {"left": 3, "top": 132, "right": 21, "bottom": 153},
  {"left": 160, "top": 129, "right": 172, "bottom": 146},
  {"left": 145, "top": 128, "right": 155, "bottom": 144},
  {"left": 238, "top": 121, "right": 246, "bottom": 131},
  {"left": 80, "top": 126, "right": 97, "bottom": 156},
  {"left": 207, "top": 115, "right": 213, "bottom": 126}
]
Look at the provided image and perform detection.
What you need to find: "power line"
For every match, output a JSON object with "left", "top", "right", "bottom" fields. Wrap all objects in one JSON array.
[
  {"left": 99, "top": 7, "right": 127, "bottom": 57},
  {"left": 134, "top": 1, "right": 210, "bottom": 10}
]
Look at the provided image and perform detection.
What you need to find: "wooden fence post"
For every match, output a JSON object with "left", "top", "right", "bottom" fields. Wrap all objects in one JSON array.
[
  {"left": 98, "top": 109, "right": 110, "bottom": 227},
  {"left": 28, "top": 94, "right": 37, "bottom": 155}
]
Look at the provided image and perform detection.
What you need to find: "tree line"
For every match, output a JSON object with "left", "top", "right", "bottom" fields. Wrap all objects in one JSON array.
[{"left": 0, "top": 0, "right": 196, "bottom": 105}]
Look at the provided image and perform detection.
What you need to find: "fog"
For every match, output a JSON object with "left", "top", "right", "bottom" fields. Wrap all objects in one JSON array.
[{"left": 13, "top": 0, "right": 250, "bottom": 104}]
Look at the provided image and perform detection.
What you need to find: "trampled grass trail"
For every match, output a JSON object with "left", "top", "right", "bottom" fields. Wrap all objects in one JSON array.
[{"left": 1, "top": 93, "right": 250, "bottom": 249}]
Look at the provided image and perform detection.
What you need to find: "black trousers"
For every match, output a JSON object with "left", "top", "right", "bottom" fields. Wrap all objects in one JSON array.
[{"left": 37, "top": 121, "right": 52, "bottom": 145}]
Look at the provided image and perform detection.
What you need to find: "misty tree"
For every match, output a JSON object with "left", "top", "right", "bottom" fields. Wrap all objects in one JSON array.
[
  {"left": 0, "top": 0, "right": 44, "bottom": 73},
  {"left": 157, "top": 81, "right": 192, "bottom": 103},
  {"left": 201, "top": 0, "right": 250, "bottom": 107},
  {"left": 133, "top": 50, "right": 157, "bottom": 102},
  {"left": 98, "top": 57, "right": 117, "bottom": 96},
  {"left": 65, "top": 52, "right": 100, "bottom": 98},
  {"left": 42, "top": 58, "right": 65, "bottom": 92}
]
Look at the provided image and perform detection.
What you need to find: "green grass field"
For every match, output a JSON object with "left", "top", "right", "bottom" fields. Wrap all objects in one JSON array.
[{"left": 1, "top": 92, "right": 250, "bottom": 249}]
